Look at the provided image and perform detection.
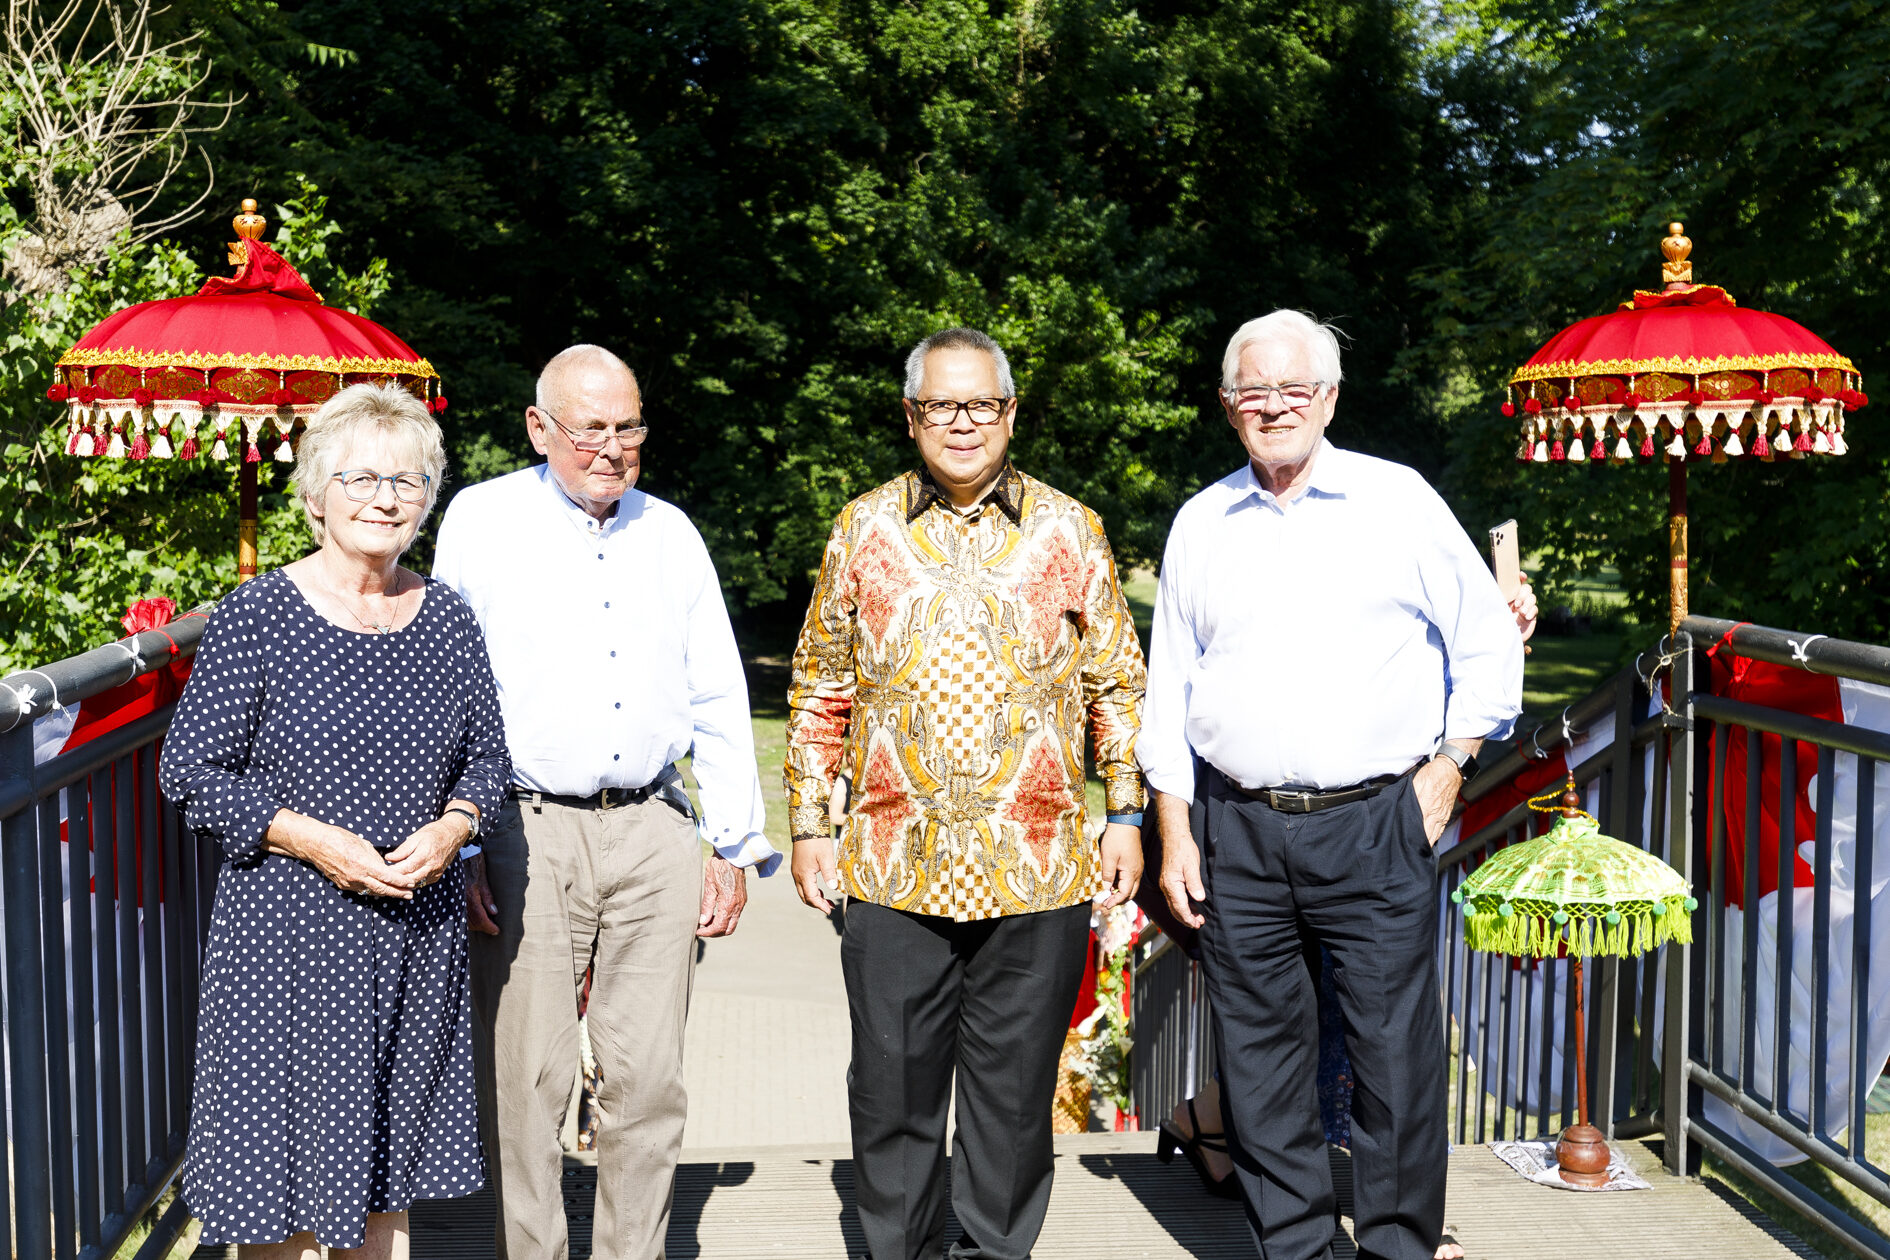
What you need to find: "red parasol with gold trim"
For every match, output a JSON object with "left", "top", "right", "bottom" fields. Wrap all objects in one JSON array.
[
  {"left": 45, "top": 199, "right": 447, "bottom": 581},
  {"left": 1501, "top": 223, "right": 1866, "bottom": 632}
]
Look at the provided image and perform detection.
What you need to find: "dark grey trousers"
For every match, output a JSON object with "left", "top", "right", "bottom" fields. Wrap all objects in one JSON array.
[
  {"left": 840, "top": 900, "right": 1092, "bottom": 1260},
  {"left": 1198, "top": 771, "right": 1446, "bottom": 1260}
]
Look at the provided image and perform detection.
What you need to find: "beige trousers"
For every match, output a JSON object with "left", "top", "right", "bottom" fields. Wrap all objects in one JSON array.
[{"left": 471, "top": 793, "right": 702, "bottom": 1260}]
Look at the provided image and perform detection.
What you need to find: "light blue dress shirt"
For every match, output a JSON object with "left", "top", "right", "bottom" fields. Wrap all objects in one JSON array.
[
  {"left": 433, "top": 464, "right": 779, "bottom": 874},
  {"left": 1139, "top": 441, "right": 1523, "bottom": 798}
]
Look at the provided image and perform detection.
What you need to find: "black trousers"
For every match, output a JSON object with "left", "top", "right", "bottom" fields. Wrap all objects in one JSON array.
[
  {"left": 1198, "top": 772, "right": 1446, "bottom": 1260},
  {"left": 841, "top": 900, "right": 1092, "bottom": 1260}
]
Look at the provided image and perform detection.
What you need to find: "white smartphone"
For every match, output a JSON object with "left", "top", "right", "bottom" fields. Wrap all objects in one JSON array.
[{"left": 1489, "top": 519, "right": 1522, "bottom": 600}]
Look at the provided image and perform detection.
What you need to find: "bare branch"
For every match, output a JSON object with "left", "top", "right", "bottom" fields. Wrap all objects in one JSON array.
[{"left": 1, "top": 0, "right": 244, "bottom": 300}]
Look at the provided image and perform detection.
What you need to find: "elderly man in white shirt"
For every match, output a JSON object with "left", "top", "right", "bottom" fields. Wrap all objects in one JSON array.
[
  {"left": 433, "top": 344, "right": 779, "bottom": 1260},
  {"left": 1142, "top": 311, "right": 1522, "bottom": 1260}
]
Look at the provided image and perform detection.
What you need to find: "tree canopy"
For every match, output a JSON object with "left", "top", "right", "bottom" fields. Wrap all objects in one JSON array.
[{"left": 4, "top": 0, "right": 1889, "bottom": 667}]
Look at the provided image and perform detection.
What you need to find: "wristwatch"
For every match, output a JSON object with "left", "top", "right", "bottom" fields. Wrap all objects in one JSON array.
[
  {"left": 1430, "top": 742, "right": 1480, "bottom": 781},
  {"left": 445, "top": 807, "right": 480, "bottom": 841}
]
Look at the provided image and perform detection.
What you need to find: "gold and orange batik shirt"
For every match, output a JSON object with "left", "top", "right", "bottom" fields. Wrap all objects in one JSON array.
[{"left": 784, "top": 465, "right": 1146, "bottom": 922}]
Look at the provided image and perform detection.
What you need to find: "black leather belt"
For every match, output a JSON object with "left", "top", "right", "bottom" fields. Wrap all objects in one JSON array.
[
  {"left": 1219, "top": 766, "right": 1416, "bottom": 814},
  {"left": 510, "top": 774, "right": 673, "bottom": 811}
]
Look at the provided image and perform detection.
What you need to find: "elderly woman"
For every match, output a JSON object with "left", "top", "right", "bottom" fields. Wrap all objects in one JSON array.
[{"left": 161, "top": 384, "right": 509, "bottom": 1260}]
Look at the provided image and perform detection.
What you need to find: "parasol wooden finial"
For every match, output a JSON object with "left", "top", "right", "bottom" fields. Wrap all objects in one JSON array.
[
  {"left": 1560, "top": 778, "right": 1582, "bottom": 818},
  {"left": 1661, "top": 221, "right": 1692, "bottom": 288},
  {"left": 227, "top": 198, "right": 267, "bottom": 266}
]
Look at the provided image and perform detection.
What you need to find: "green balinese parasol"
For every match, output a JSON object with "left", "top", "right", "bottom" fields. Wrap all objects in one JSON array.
[{"left": 1450, "top": 781, "right": 1697, "bottom": 1185}]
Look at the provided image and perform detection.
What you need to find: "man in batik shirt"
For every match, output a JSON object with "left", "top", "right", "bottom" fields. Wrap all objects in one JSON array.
[{"left": 785, "top": 327, "right": 1145, "bottom": 1260}]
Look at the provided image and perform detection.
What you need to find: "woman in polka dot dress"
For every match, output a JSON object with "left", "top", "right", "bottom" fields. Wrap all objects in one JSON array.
[{"left": 161, "top": 384, "right": 510, "bottom": 1259}]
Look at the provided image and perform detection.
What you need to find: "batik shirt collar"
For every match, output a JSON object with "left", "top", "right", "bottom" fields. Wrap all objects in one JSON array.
[{"left": 904, "top": 462, "right": 1024, "bottom": 524}]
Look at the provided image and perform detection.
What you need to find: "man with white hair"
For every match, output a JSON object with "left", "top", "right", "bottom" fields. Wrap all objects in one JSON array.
[
  {"left": 1141, "top": 311, "right": 1523, "bottom": 1260},
  {"left": 433, "top": 344, "right": 779, "bottom": 1260}
]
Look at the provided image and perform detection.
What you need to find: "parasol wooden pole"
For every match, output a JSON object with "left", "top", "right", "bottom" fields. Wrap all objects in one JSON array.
[
  {"left": 238, "top": 460, "right": 259, "bottom": 583},
  {"left": 1553, "top": 779, "right": 1611, "bottom": 1185},
  {"left": 1668, "top": 460, "right": 1688, "bottom": 635}
]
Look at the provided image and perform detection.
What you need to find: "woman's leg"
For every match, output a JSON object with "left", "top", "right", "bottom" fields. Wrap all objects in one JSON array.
[
  {"left": 329, "top": 1211, "right": 411, "bottom": 1260},
  {"left": 237, "top": 1234, "right": 320, "bottom": 1260},
  {"left": 1168, "top": 1077, "right": 1233, "bottom": 1181}
]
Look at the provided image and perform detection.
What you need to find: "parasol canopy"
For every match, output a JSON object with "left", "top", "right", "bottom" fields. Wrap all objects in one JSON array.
[
  {"left": 1451, "top": 810, "right": 1695, "bottom": 959},
  {"left": 47, "top": 199, "right": 443, "bottom": 466},
  {"left": 1504, "top": 224, "right": 1865, "bottom": 466}
]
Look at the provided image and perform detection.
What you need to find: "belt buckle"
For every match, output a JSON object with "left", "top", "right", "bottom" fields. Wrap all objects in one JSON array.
[
  {"left": 1270, "top": 789, "right": 1315, "bottom": 814},
  {"left": 599, "top": 787, "right": 620, "bottom": 810}
]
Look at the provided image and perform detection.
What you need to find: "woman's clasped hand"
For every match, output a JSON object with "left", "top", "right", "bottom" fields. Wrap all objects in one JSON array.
[{"left": 262, "top": 809, "right": 470, "bottom": 897}]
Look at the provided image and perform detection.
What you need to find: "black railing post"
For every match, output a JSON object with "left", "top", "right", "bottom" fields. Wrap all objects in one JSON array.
[
  {"left": 1, "top": 721, "right": 55, "bottom": 1260},
  {"left": 1662, "top": 633, "right": 1697, "bottom": 1176}
]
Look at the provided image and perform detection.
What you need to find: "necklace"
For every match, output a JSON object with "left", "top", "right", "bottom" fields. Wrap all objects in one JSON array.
[{"left": 334, "top": 570, "right": 407, "bottom": 635}]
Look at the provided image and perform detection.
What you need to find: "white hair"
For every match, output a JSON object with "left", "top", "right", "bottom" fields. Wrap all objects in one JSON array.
[
  {"left": 290, "top": 383, "right": 446, "bottom": 547},
  {"left": 1220, "top": 310, "right": 1345, "bottom": 388},
  {"left": 903, "top": 327, "right": 1016, "bottom": 398},
  {"left": 537, "top": 343, "right": 639, "bottom": 413}
]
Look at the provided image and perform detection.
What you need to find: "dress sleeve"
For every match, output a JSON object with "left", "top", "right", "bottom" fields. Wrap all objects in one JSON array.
[
  {"left": 784, "top": 508, "right": 859, "bottom": 841},
  {"left": 158, "top": 591, "right": 279, "bottom": 862},
  {"left": 1076, "top": 510, "right": 1147, "bottom": 816},
  {"left": 443, "top": 594, "right": 512, "bottom": 821}
]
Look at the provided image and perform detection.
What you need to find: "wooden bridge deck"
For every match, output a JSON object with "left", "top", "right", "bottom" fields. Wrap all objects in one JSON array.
[{"left": 192, "top": 1134, "right": 1816, "bottom": 1259}]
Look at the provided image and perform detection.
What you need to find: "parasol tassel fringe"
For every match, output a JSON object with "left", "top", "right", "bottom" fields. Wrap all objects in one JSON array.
[
  {"left": 1722, "top": 425, "right": 1745, "bottom": 458},
  {"left": 1812, "top": 426, "right": 1830, "bottom": 454},
  {"left": 151, "top": 427, "right": 173, "bottom": 459},
  {"left": 245, "top": 441, "right": 261, "bottom": 464},
  {"left": 179, "top": 435, "right": 199, "bottom": 460},
  {"left": 1831, "top": 425, "right": 1848, "bottom": 456},
  {"left": 212, "top": 430, "right": 229, "bottom": 461},
  {"left": 1751, "top": 426, "right": 1771, "bottom": 459},
  {"left": 274, "top": 431, "right": 295, "bottom": 462},
  {"left": 106, "top": 425, "right": 126, "bottom": 459},
  {"left": 129, "top": 432, "right": 150, "bottom": 460}
]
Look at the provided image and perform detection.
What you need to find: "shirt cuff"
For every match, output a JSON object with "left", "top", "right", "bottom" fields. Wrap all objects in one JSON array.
[
  {"left": 713, "top": 831, "right": 783, "bottom": 877},
  {"left": 1142, "top": 765, "right": 1195, "bottom": 803}
]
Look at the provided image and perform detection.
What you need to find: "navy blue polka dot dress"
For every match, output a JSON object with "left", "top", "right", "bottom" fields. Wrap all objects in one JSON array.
[{"left": 159, "top": 568, "right": 510, "bottom": 1248}]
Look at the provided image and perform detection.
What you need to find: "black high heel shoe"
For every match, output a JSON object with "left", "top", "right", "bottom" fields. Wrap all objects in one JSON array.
[{"left": 1155, "top": 1099, "right": 1241, "bottom": 1201}]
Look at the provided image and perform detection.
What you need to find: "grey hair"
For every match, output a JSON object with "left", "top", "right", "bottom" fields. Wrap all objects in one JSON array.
[
  {"left": 537, "top": 343, "right": 639, "bottom": 413},
  {"left": 1221, "top": 310, "right": 1345, "bottom": 389},
  {"left": 903, "top": 327, "right": 1016, "bottom": 399},
  {"left": 290, "top": 383, "right": 447, "bottom": 548}
]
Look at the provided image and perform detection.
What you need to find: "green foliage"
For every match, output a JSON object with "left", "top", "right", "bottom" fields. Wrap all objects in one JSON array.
[
  {"left": 1427, "top": 0, "right": 1890, "bottom": 638},
  {"left": 0, "top": 183, "right": 391, "bottom": 670}
]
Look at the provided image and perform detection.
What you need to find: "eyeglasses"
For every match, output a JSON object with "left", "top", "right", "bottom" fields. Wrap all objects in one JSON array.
[
  {"left": 1220, "top": 382, "right": 1329, "bottom": 411},
  {"left": 907, "top": 397, "right": 1013, "bottom": 427},
  {"left": 538, "top": 409, "right": 650, "bottom": 452},
  {"left": 332, "top": 470, "right": 431, "bottom": 503}
]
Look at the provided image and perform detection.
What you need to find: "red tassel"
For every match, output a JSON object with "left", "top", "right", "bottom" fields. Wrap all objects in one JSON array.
[
  {"left": 129, "top": 434, "right": 150, "bottom": 460},
  {"left": 76, "top": 386, "right": 100, "bottom": 405},
  {"left": 1501, "top": 401, "right": 1515, "bottom": 418},
  {"left": 1624, "top": 392, "right": 1645, "bottom": 409},
  {"left": 431, "top": 396, "right": 449, "bottom": 414},
  {"left": 1796, "top": 428, "right": 1814, "bottom": 452},
  {"left": 131, "top": 389, "right": 155, "bottom": 408},
  {"left": 179, "top": 436, "right": 199, "bottom": 460},
  {"left": 1549, "top": 440, "right": 1565, "bottom": 461},
  {"left": 1694, "top": 435, "right": 1714, "bottom": 457},
  {"left": 1564, "top": 396, "right": 1582, "bottom": 415},
  {"left": 66, "top": 428, "right": 81, "bottom": 455},
  {"left": 1803, "top": 386, "right": 1825, "bottom": 405},
  {"left": 1523, "top": 398, "right": 1543, "bottom": 415},
  {"left": 245, "top": 442, "right": 261, "bottom": 463},
  {"left": 1751, "top": 429, "right": 1771, "bottom": 458},
  {"left": 1687, "top": 390, "right": 1706, "bottom": 407},
  {"left": 268, "top": 388, "right": 296, "bottom": 408},
  {"left": 46, "top": 383, "right": 69, "bottom": 402},
  {"left": 1639, "top": 435, "right": 1655, "bottom": 459},
  {"left": 1860, "top": 392, "right": 1871, "bottom": 409}
]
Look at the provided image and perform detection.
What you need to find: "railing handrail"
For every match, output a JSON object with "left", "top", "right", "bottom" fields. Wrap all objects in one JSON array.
[
  {"left": 0, "top": 602, "right": 218, "bottom": 733},
  {"left": 1679, "top": 615, "right": 1890, "bottom": 686}
]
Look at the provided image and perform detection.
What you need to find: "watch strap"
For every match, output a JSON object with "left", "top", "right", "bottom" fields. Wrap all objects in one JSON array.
[{"left": 445, "top": 806, "right": 480, "bottom": 840}]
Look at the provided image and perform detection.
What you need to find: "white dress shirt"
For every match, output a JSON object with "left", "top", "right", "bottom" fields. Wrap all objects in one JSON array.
[
  {"left": 1139, "top": 441, "right": 1523, "bottom": 798},
  {"left": 433, "top": 464, "right": 779, "bottom": 874}
]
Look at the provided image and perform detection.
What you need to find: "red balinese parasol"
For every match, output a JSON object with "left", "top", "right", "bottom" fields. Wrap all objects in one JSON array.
[
  {"left": 1502, "top": 223, "right": 1866, "bottom": 632},
  {"left": 47, "top": 199, "right": 446, "bottom": 581}
]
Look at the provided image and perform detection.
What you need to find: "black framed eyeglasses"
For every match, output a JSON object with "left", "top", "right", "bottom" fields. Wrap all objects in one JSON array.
[
  {"left": 907, "top": 397, "right": 1013, "bottom": 427},
  {"left": 332, "top": 470, "right": 431, "bottom": 503},
  {"left": 538, "top": 408, "right": 650, "bottom": 452},
  {"left": 1220, "top": 382, "right": 1328, "bottom": 411}
]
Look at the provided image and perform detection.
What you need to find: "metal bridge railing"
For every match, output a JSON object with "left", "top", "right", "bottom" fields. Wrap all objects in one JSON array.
[
  {"left": 1126, "top": 616, "right": 1890, "bottom": 1260},
  {"left": 0, "top": 608, "right": 218, "bottom": 1260}
]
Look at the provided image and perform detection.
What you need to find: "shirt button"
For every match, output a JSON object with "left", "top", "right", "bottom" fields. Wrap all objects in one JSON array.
[
  {"left": 597, "top": 553, "right": 604, "bottom": 560},
  {"left": 605, "top": 601, "right": 611, "bottom": 608},
  {"left": 613, "top": 754, "right": 620, "bottom": 761},
  {"left": 615, "top": 702, "right": 622, "bottom": 709},
  {"left": 610, "top": 650, "right": 617, "bottom": 657}
]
